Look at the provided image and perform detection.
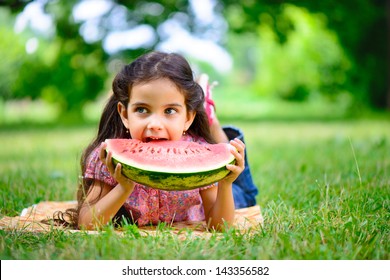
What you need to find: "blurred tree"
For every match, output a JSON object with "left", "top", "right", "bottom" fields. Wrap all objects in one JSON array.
[
  {"left": 0, "top": 1, "right": 108, "bottom": 117},
  {"left": 250, "top": 5, "right": 350, "bottom": 101},
  {"left": 0, "top": 8, "right": 27, "bottom": 100},
  {"left": 1, "top": 0, "right": 388, "bottom": 113},
  {"left": 221, "top": 0, "right": 389, "bottom": 109},
  {"left": 0, "top": 0, "right": 223, "bottom": 118}
]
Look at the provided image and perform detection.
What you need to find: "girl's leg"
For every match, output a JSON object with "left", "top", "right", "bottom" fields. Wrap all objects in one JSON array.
[
  {"left": 210, "top": 118, "right": 229, "bottom": 143},
  {"left": 198, "top": 74, "right": 258, "bottom": 208}
]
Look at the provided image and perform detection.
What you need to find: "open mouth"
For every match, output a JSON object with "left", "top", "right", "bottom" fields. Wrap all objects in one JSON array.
[{"left": 144, "top": 137, "right": 168, "bottom": 143}]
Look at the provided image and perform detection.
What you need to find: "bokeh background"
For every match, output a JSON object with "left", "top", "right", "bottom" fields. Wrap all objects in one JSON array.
[
  {"left": 0, "top": 0, "right": 388, "bottom": 124},
  {"left": 1, "top": 1, "right": 390, "bottom": 261}
]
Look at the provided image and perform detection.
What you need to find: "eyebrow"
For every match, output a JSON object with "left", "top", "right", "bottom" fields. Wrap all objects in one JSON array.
[
  {"left": 165, "top": 103, "right": 183, "bottom": 107},
  {"left": 130, "top": 102, "right": 148, "bottom": 107},
  {"left": 131, "top": 102, "right": 183, "bottom": 107}
]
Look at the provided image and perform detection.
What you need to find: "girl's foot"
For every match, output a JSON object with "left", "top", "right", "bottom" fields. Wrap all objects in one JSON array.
[
  {"left": 198, "top": 74, "right": 218, "bottom": 125},
  {"left": 198, "top": 74, "right": 228, "bottom": 143}
]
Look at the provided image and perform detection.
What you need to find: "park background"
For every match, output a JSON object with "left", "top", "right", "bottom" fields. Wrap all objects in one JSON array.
[{"left": 0, "top": 0, "right": 389, "bottom": 260}]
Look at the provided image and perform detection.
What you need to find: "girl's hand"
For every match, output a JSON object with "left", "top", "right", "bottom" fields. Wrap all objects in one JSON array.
[
  {"left": 222, "top": 138, "right": 246, "bottom": 184},
  {"left": 99, "top": 142, "right": 135, "bottom": 192}
]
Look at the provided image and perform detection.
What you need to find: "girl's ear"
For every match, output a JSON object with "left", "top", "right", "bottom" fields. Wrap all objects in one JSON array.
[
  {"left": 117, "top": 102, "right": 129, "bottom": 129},
  {"left": 184, "top": 110, "right": 196, "bottom": 131}
]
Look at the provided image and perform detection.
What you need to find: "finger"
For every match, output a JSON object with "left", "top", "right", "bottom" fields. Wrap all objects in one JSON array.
[
  {"left": 226, "top": 163, "right": 239, "bottom": 171},
  {"left": 230, "top": 138, "right": 245, "bottom": 147},
  {"left": 229, "top": 139, "right": 245, "bottom": 154},
  {"left": 229, "top": 142, "right": 245, "bottom": 167},
  {"left": 233, "top": 153, "right": 245, "bottom": 169},
  {"left": 114, "top": 162, "right": 122, "bottom": 178},
  {"left": 225, "top": 164, "right": 243, "bottom": 181},
  {"left": 235, "top": 142, "right": 246, "bottom": 163},
  {"left": 105, "top": 151, "right": 116, "bottom": 174},
  {"left": 99, "top": 142, "right": 108, "bottom": 161},
  {"left": 231, "top": 138, "right": 245, "bottom": 150}
]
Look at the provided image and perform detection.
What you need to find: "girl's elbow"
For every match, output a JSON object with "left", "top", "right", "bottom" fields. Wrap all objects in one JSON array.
[
  {"left": 77, "top": 216, "right": 93, "bottom": 230},
  {"left": 78, "top": 218, "right": 104, "bottom": 231},
  {"left": 206, "top": 216, "right": 235, "bottom": 232},
  {"left": 77, "top": 211, "right": 101, "bottom": 230}
]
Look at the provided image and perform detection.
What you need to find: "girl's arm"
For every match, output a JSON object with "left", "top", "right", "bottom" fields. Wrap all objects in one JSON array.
[
  {"left": 78, "top": 143, "right": 135, "bottom": 230},
  {"left": 200, "top": 138, "right": 246, "bottom": 230}
]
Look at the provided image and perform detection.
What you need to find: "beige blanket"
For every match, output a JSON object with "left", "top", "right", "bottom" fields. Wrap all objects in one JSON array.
[{"left": 0, "top": 201, "right": 263, "bottom": 239}]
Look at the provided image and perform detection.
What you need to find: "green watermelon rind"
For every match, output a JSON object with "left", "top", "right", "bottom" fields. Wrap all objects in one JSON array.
[{"left": 112, "top": 157, "right": 235, "bottom": 191}]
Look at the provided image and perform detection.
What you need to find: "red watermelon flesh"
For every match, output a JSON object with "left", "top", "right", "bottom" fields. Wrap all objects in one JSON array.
[{"left": 105, "top": 139, "right": 236, "bottom": 190}]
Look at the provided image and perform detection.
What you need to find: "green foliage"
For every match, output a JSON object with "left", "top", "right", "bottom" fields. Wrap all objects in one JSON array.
[
  {"left": 0, "top": 2, "right": 108, "bottom": 116},
  {"left": 221, "top": 0, "right": 389, "bottom": 108},
  {"left": 252, "top": 5, "right": 350, "bottom": 101},
  {"left": 0, "top": 8, "right": 29, "bottom": 99},
  {"left": 1, "top": 0, "right": 388, "bottom": 124},
  {"left": 301, "top": 0, "right": 387, "bottom": 107}
]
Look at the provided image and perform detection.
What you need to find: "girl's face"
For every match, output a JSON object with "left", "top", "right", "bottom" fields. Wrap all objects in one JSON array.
[{"left": 118, "top": 78, "right": 196, "bottom": 142}]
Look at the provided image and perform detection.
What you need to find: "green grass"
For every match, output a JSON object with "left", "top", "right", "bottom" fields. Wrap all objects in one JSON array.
[
  {"left": 0, "top": 117, "right": 389, "bottom": 260},
  {"left": 0, "top": 92, "right": 389, "bottom": 260}
]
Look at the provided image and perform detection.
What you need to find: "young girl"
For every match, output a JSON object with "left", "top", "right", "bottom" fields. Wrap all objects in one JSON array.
[{"left": 60, "top": 51, "right": 257, "bottom": 230}]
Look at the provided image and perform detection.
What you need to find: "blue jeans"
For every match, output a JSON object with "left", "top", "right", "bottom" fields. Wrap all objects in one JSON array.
[{"left": 223, "top": 126, "right": 258, "bottom": 209}]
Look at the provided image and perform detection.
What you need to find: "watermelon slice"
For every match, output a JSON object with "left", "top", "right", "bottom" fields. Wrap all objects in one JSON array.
[{"left": 105, "top": 139, "right": 235, "bottom": 190}]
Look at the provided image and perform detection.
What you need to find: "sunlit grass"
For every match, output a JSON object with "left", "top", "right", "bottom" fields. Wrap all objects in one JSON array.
[
  {"left": 0, "top": 126, "right": 95, "bottom": 215},
  {"left": 0, "top": 99, "right": 60, "bottom": 124},
  {"left": 0, "top": 116, "right": 389, "bottom": 259}
]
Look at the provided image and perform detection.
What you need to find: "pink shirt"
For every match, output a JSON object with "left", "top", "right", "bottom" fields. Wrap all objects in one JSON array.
[{"left": 84, "top": 135, "right": 216, "bottom": 226}]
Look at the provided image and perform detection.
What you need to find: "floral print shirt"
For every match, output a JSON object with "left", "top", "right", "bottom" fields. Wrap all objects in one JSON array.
[{"left": 84, "top": 134, "right": 216, "bottom": 226}]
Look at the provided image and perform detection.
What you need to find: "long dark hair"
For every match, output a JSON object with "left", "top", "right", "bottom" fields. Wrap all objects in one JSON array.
[{"left": 52, "top": 51, "right": 214, "bottom": 228}]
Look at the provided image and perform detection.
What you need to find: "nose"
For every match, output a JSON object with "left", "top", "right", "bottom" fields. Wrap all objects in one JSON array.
[{"left": 146, "top": 115, "right": 163, "bottom": 130}]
